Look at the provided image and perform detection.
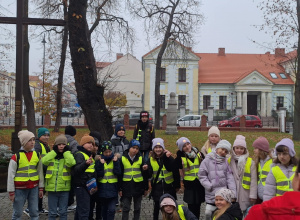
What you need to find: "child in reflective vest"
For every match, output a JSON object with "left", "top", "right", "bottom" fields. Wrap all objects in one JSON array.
[
  {"left": 212, "top": 188, "right": 243, "bottom": 220},
  {"left": 201, "top": 126, "right": 220, "bottom": 156},
  {"left": 95, "top": 141, "right": 121, "bottom": 220},
  {"left": 160, "top": 193, "right": 198, "bottom": 220},
  {"left": 119, "top": 139, "right": 148, "bottom": 220},
  {"left": 198, "top": 140, "right": 236, "bottom": 220},
  {"left": 174, "top": 137, "right": 205, "bottom": 219},
  {"left": 42, "top": 134, "right": 76, "bottom": 220},
  {"left": 228, "top": 135, "right": 257, "bottom": 215},
  {"left": 263, "top": 138, "right": 298, "bottom": 201},
  {"left": 252, "top": 136, "right": 274, "bottom": 203},
  {"left": 7, "top": 130, "right": 44, "bottom": 220},
  {"left": 147, "top": 138, "right": 180, "bottom": 220}
]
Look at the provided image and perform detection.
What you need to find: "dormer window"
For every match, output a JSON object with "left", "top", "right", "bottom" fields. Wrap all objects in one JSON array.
[
  {"left": 279, "top": 73, "right": 287, "bottom": 79},
  {"left": 270, "top": 72, "right": 278, "bottom": 79}
]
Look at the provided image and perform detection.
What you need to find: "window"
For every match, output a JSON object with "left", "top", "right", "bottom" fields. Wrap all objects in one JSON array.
[
  {"left": 270, "top": 72, "right": 278, "bottom": 79},
  {"left": 178, "top": 95, "right": 186, "bottom": 107},
  {"left": 178, "top": 68, "right": 186, "bottom": 82},
  {"left": 160, "top": 95, "right": 165, "bottom": 109},
  {"left": 277, "top": 96, "right": 284, "bottom": 110},
  {"left": 219, "top": 96, "right": 227, "bottom": 110},
  {"left": 160, "top": 68, "right": 166, "bottom": 81},
  {"left": 279, "top": 73, "right": 287, "bottom": 79},
  {"left": 203, "top": 95, "right": 211, "bottom": 109}
]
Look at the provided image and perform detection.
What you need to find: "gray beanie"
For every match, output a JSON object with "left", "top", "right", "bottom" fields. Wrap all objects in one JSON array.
[
  {"left": 216, "top": 140, "right": 231, "bottom": 152},
  {"left": 152, "top": 138, "right": 165, "bottom": 150},
  {"left": 176, "top": 137, "right": 191, "bottom": 151},
  {"left": 275, "top": 138, "right": 296, "bottom": 157}
]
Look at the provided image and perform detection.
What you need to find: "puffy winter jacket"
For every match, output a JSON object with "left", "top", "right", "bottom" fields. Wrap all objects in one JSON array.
[
  {"left": 198, "top": 152, "right": 236, "bottom": 204},
  {"left": 65, "top": 134, "right": 79, "bottom": 154},
  {"left": 133, "top": 120, "right": 155, "bottom": 151},
  {"left": 111, "top": 134, "right": 129, "bottom": 156}
]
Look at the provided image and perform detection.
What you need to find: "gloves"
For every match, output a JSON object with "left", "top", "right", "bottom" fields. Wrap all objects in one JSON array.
[
  {"left": 63, "top": 145, "right": 71, "bottom": 153},
  {"left": 53, "top": 145, "right": 59, "bottom": 154}
]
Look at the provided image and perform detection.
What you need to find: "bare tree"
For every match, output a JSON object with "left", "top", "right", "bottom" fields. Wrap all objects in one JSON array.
[{"left": 128, "top": 0, "right": 204, "bottom": 129}]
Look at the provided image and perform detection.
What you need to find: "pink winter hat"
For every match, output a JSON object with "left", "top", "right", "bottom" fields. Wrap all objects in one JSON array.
[
  {"left": 252, "top": 137, "right": 269, "bottom": 152},
  {"left": 160, "top": 197, "right": 176, "bottom": 208},
  {"left": 233, "top": 135, "right": 246, "bottom": 149}
]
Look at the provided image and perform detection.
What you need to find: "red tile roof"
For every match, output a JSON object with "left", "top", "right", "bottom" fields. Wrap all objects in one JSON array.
[{"left": 196, "top": 52, "right": 294, "bottom": 85}]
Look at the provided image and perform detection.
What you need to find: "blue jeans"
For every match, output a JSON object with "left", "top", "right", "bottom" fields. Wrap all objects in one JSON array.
[
  {"left": 12, "top": 186, "right": 39, "bottom": 220},
  {"left": 140, "top": 150, "right": 149, "bottom": 162},
  {"left": 101, "top": 197, "right": 117, "bottom": 220},
  {"left": 48, "top": 191, "right": 69, "bottom": 220},
  {"left": 75, "top": 187, "right": 91, "bottom": 220}
]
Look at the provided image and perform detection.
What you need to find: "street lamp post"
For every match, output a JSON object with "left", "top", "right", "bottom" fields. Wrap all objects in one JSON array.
[{"left": 41, "top": 34, "right": 46, "bottom": 125}]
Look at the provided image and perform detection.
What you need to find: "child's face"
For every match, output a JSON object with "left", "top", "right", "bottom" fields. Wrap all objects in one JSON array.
[
  {"left": 24, "top": 138, "right": 35, "bottom": 150},
  {"left": 163, "top": 205, "right": 175, "bottom": 214},
  {"left": 253, "top": 148, "right": 259, "bottom": 157},
  {"left": 57, "top": 144, "right": 66, "bottom": 152},
  {"left": 83, "top": 142, "right": 94, "bottom": 152},
  {"left": 141, "top": 116, "right": 148, "bottom": 123},
  {"left": 277, "top": 151, "right": 291, "bottom": 166},
  {"left": 216, "top": 148, "right": 228, "bottom": 157},
  {"left": 153, "top": 146, "right": 163, "bottom": 156},
  {"left": 103, "top": 149, "right": 112, "bottom": 157},
  {"left": 209, "top": 134, "right": 220, "bottom": 145},
  {"left": 129, "top": 146, "right": 139, "bottom": 156},
  {"left": 39, "top": 134, "right": 50, "bottom": 144},
  {"left": 92, "top": 145, "right": 98, "bottom": 154},
  {"left": 117, "top": 129, "right": 125, "bottom": 137},
  {"left": 215, "top": 196, "right": 229, "bottom": 209},
  {"left": 234, "top": 146, "right": 245, "bottom": 156},
  {"left": 182, "top": 143, "right": 192, "bottom": 153}
]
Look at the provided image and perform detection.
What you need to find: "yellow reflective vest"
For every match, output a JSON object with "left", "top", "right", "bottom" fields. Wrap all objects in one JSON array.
[
  {"left": 14, "top": 151, "right": 40, "bottom": 182},
  {"left": 150, "top": 157, "right": 174, "bottom": 184},
  {"left": 99, "top": 160, "right": 118, "bottom": 183},
  {"left": 40, "top": 142, "right": 48, "bottom": 158},
  {"left": 77, "top": 151, "right": 95, "bottom": 173},
  {"left": 228, "top": 157, "right": 252, "bottom": 189},
  {"left": 178, "top": 205, "right": 186, "bottom": 220},
  {"left": 122, "top": 156, "right": 143, "bottom": 182},
  {"left": 272, "top": 165, "right": 296, "bottom": 196},
  {"left": 258, "top": 159, "right": 273, "bottom": 186},
  {"left": 181, "top": 154, "right": 201, "bottom": 181}
]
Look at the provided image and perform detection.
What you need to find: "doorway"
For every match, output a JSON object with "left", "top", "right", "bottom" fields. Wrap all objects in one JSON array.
[{"left": 247, "top": 95, "right": 257, "bottom": 115}]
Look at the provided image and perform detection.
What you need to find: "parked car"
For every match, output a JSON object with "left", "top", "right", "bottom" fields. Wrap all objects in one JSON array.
[
  {"left": 218, "top": 115, "right": 262, "bottom": 128},
  {"left": 52, "top": 108, "right": 77, "bottom": 117},
  {"left": 176, "top": 115, "right": 202, "bottom": 127},
  {"left": 113, "top": 113, "right": 153, "bottom": 126}
]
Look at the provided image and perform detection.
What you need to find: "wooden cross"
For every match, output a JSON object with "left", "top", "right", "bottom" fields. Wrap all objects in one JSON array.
[{"left": 0, "top": 0, "right": 65, "bottom": 152}]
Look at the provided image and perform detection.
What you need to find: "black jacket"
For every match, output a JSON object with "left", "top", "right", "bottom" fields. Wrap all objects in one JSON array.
[
  {"left": 72, "top": 146, "right": 97, "bottom": 187},
  {"left": 133, "top": 120, "right": 155, "bottom": 151},
  {"left": 212, "top": 203, "right": 243, "bottom": 220},
  {"left": 34, "top": 139, "right": 50, "bottom": 174},
  {"left": 119, "top": 150, "right": 148, "bottom": 197},
  {"left": 147, "top": 153, "right": 180, "bottom": 201}
]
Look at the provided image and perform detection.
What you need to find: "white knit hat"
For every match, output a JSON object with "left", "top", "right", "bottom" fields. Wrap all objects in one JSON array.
[
  {"left": 216, "top": 140, "right": 231, "bottom": 152},
  {"left": 215, "top": 188, "right": 234, "bottom": 203},
  {"left": 233, "top": 135, "right": 247, "bottom": 149},
  {"left": 208, "top": 126, "right": 220, "bottom": 137},
  {"left": 18, "top": 130, "right": 35, "bottom": 147}
]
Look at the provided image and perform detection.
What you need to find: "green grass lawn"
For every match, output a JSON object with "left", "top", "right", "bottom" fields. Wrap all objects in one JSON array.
[{"left": 1, "top": 128, "right": 299, "bottom": 156}]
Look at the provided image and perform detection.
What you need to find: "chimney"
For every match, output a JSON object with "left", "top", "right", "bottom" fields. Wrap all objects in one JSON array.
[
  {"left": 218, "top": 48, "right": 225, "bottom": 56},
  {"left": 275, "top": 48, "right": 285, "bottom": 57},
  {"left": 116, "top": 53, "right": 123, "bottom": 60},
  {"left": 265, "top": 51, "right": 270, "bottom": 55}
]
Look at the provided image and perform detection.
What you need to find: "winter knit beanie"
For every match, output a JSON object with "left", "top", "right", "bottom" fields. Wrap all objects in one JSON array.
[
  {"left": 115, "top": 124, "right": 125, "bottom": 135},
  {"left": 65, "top": 125, "right": 76, "bottom": 136},
  {"left": 216, "top": 140, "right": 231, "bottom": 152},
  {"left": 152, "top": 138, "right": 165, "bottom": 150},
  {"left": 160, "top": 198, "right": 176, "bottom": 208},
  {"left": 275, "top": 138, "right": 296, "bottom": 157},
  {"left": 176, "top": 137, "right": 191, "bottom": 151},
  {"left": 38, "top": 127, "right": 50, "bottom": 138},
  {"left": 233, "top": 135, "right": 247, "bottom": 149},
  {"left": 140, "top": 111, "right": 149, "bottom": 119},
  {"left": 252, "top": 137, "right": 269, "bottom": 152},
  {"left": 54, "top": 134, "right": 68, "bottom": 146},
  {"left": 215, "top": 188, "right": 234, "bottom": 203},
  {"left": 208, "top": 126, "right": 220, "bottom": 137},
  {"left": 18, "top": 130, "right": 35, "bottom": 146},
  {"left": 80, "top": 134, "right": 95, "bottom": 146}
]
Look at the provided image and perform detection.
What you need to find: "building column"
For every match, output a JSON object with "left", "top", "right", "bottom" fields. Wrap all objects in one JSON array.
[
  {"left": 237, "top": 92, "right": 242, "bottom": 107},
  {"left": 242, "top": 91, "right": 247, "bottom": 115},
  {"left": 261, "top": 92, "right": 266, "bottom": 117},
  {"left": 267, "top": 92, "right": 272, "bottom": 117}
]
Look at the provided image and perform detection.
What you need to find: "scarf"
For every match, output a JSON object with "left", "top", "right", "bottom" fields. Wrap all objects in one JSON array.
[
  {"left": 231, "top": 149, "right": 249, "bottom": 175},
  {"left": 102, "top": 153, "right": 114, "bottom": 164}
]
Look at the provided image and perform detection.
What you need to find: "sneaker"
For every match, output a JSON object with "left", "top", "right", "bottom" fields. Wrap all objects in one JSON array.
[
  {"left": 67, "top": 205, "right": 76, "bottom": 212},
  {"left": 23, "top": 209, "right": 30, "bottom": 217},
  {"left": 39, "top": 209, "right": 49, "bottom": 214}
]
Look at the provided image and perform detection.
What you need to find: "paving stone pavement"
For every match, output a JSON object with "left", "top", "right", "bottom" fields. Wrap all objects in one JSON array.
[{"left": 0, "top": 192, "right": 205, "bottom": 220}]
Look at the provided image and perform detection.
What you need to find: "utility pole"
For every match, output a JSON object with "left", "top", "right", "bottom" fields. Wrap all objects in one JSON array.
[{"left": 41, "top": 34, "right": 46, "bottom": 125}]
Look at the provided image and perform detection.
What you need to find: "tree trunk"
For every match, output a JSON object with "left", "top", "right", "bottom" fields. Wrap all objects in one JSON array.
[
  {"left": 68, "top": 0, "right": 113, "bottom": 141},
  {"left": 23, "top": 0, "right": 36, "bottom": 135},
  {"left": 54, "top": 3, "right": 69, "bottom": 132}
]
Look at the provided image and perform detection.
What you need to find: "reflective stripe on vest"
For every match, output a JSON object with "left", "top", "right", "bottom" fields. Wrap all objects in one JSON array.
[
  {"left": 136, "top": 129, "right": 142, "bottom": 141},
  {"left": 182, "top": 154, "right": 200, "bottom": 181},
  {"left": 272, "top": 165, "right": 296, "bottom": 196},
  {"left": 150, "top": 157, "right": 174, "bottom": 184},
  {"left": 228, "top": 157, "right": 252, "bottom": 189},
  {"left": 207, "top": 147, "right": 212, "bottom": 154},
  {"left": 122, "top": 156, "right": 143, "bottom": 182},
  {"left": 99, "top": 160, "right": 118, "bottom": 183},
  {"left": 178, "top": 205, "right": 186, "bottom": 220},
  {"left": 45, "top": 161, "right": 71, "bottom": 181},
  {"left": 258, "top": 159, "right": 273, "bottom": 186},
  {"left": 77, "top": 152, "right": 95, "bottom": 173},
  {"left": 40, "top": 142, "right": 47, "bottom": 158},
  {"left": 14, "top": 151, "right": 40, "bottom": 182}
]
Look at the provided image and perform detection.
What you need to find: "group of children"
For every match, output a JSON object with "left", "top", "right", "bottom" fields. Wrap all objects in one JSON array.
[{"left": 7, "top": 111, "right": 299, "bottom": 220}]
